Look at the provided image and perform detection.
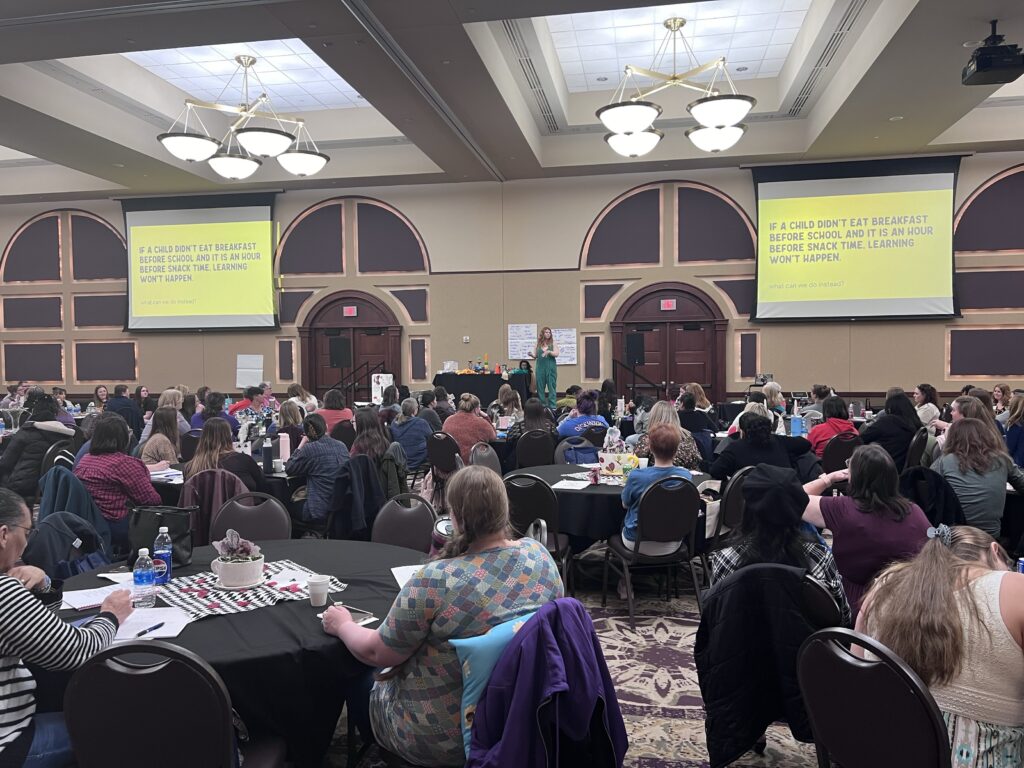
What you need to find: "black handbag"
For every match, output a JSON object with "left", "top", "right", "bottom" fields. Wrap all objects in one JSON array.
[{"left": 128, "top": 505, "right": 195, "bottom": 567}]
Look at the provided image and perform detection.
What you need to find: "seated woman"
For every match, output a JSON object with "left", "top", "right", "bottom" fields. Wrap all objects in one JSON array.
[
  {"left": 378, "top": 385, "right": 401, "bottom": 428},
  {"left": 709, "top": 412, "right": 812, "bottom": 481},
  {"left": 807, "top": 395, "right": 859, "bottom": 458},
  {"left": 277, "top": 401, "right": 306, "bottom": 451},
  {"left": 321, "top": 465, "right": 564, "bottom": 767},
  {"left": 0, "top": 394, "right": 77, "bottom": 503},
  {"left": 432, "top": 386, "right": 456, "bottom": 423},
  {"left": 935, "top": 395, "right": 1005, "bottom": 446},
  {"left": 0, "top": 487, "right": 133, "bottom": 767},
  {"left": 1005, "top": 395, "right": 1024, "bottom": 468},
  {"left": 417, "top": 390, "right": 443, "bottom": 432},
  {"left": 184, "top": 417, "right": 267, "bottom": 493},
  {"left": 285, "top": 414, "right": 349, "bottom": 522},
  {"left": 495, "top": 383, "right": 524, "bottom": 424},
  {"left": 621, "top": 423, "right": 694, "bottom": 555},
  {"left": 506, "top": 397, "right": 558, "bottom": 445},
  {"left": 597, "top": 379, "right": 618, "bottom": 424},
  {"left": 286, "top": 383, "right": 319, "bottom": 414},
  {"left": 140, "top": 406, "right": 180, "bottom": 468},
  {"left": 860, "top": 392, "right": 922, "bottom": 468},
  {"left": 351, "top": 408, "right": 408, "bottom": 499},
  {"left": 74, "top": 414, "right": 162, "bottom": 550},
  {"left": 727, "top": 393, "right": 784, "bottom": 436},
  {"left": 389, "top": 398, "right": 433, "bottom": 471},
  {"left": 710, "top": 464, "right": 851, "bottom": 626},
  {"left": 190, "top": 391, "right": 240, "bottom": 437},
  {"left": 678, "top": 392, "right": 719, "bottom": 434},
  {"left": 913, "top": 383, "right": 941, "bottom": 430},
  {"left": 801, "top": 444, "right": 930, "bottom": 615},
  {"left": 763, "top": 381, "right": 787, "bottom": 416},
  {"left": 677, "top": 382, "right": 714, "bottom": 413},
  {"left": 857, "top": 525, "right": 1024, "bottom": 768},
  {"left": 556, "top": 390, "right": 609, "bottom": 439},
  {"left": 442, "top": 394, "right": 497, "bottom": 464},
  {"left": 318, "top": 389, "right": 354, "bottom": 433},
  {"left": 931, "top": 418, "right": 1024, "bottom": 538},
  {"left": 139, "top": 388, "right": 191, "bottom": 442},
  {"left": 993, "top": 382, "right": 1012, "bottom": 418},
  {"left": 633, "top": 401, "right": 702, "bottom": 471}
]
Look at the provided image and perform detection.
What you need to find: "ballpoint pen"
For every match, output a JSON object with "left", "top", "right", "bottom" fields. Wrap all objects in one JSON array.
[{"left": 135, "top": 622, "right": 165, "bottom": 638}]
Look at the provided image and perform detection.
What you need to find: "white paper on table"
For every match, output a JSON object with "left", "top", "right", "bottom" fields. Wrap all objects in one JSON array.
[
  {"left": 114, "top": 608, "right": 192, "bottom": 642},
  {"left": 267, "top": 569, "right": 316, "bottom": 587},
  {"left": 576, "top": 463, "right": 601, "bottom": 469},
  {"left": 391, "top": 565, "right": 423, "bottom": 588},
  {"left": 316, "top": 610, "right": 378, "bottom": 626},
  {"left": 552, "top": 479, "right": 591, "bottom": 490},
  {"left": 97, "top": 572, "right": 134, "bottom": 584},
  {"left": 63, "top": 584, "right": 131, "bottom": 610}
]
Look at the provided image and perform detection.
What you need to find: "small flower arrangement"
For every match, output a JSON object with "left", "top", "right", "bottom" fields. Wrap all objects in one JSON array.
[{"left": 212, "top": 529, "right": 262, "bottom": 563}]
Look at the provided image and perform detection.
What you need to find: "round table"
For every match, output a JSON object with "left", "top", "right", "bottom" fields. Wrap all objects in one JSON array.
[
  {"left": 56, "top": 540, "right": 425, "bottom": 766},
  {"left": 152, "top": 470, "right": 295, "bottom": 507}
]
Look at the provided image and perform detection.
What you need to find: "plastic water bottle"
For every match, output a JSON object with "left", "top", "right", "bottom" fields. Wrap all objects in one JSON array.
[
  {"left": 791, "top": 414, "right": 804, "bottom": 437},
  {"left": 153, "top": 527, "right": 173, "bottom": 586},
  {"left": 133, "top": 548, "right": 157, "bottom": 608}
]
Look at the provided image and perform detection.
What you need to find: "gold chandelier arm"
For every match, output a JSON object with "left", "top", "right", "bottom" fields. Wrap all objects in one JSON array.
[
  {"left": 625, "top": 65, "right": 673, "bottom": 83},
  {"left": 631, "top": 77, "right": 719, "bottom": 100},
  {"left": 185, "top": 98, "right": 305, "bottom": 126}
]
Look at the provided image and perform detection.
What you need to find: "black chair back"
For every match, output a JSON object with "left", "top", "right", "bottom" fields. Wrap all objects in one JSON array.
[
  {"left": 714, "top": 465, "right": 756, "bottom": 545},
  {"left": 469, "top": 442, "right": 502, "bottom": 475},
  {"left": 801, "top": 575, "right": 842, "bottom": 629},
  {"left": 635, "top": 475, "right": 701, "bottom": 552},
  {"left": 821, "top": 432, "right": 863, "bottom": 473},
  {"left": 553, "top": 436, "right": 592, "bottom": 464},
  {"left": 210, "top": 492, "right": 291, "bottom": 542},
  {"left": 65, "top": 641, "right": 238, "bottom": 768},
  {"left": 330, "top": 420, "right": 356, "bottom": 449},
  {"left": 515, "top": 429, "right": 555, "bottom": 468},
  {"left": 40, "top": 439, "right": 72, "bottom": 478},
  {"left": 580, "top": 425, "right": 607, "bottom": 448},
  {"left": 904, "top": 427, "right": 929, "bottom": 470},
  {"left": 372, "top": 493, "right": 436, "bottom": 553},
  {"left": 798, "top": 628, "right": 952, "bottom": 768},
  {"left": 180, "top": 430, "right": 202, "bottom": 462},
  {"left": 427, "top": 431, "right": 461, "bottom": 473},
  {"left": 504, "top": 473, "right": 560, "bottom": 543}
]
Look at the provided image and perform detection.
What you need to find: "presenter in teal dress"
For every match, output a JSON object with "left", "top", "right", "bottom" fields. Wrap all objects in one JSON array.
[{"left": 530, "top": 326, "right": 559, "bottom": 410}]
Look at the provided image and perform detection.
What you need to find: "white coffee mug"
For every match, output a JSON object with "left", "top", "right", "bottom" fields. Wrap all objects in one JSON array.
[{"left": 307, "top": 574, "right": 330, "bottom": 607}]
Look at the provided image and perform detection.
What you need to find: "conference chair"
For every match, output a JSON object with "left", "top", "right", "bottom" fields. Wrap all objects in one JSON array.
[
  {"left": 65, "top": 641, "right": 286, "bottom": 768},
  {"left": 904, "top": 427, "right": 929, "bottom": 470},
  {"left": 553, "top": 436, "right": 593, "bottom": 464},
  {"left": 822, "top": 432, "right": 863, "bottom": 474},
  {"left": 426, "top": 431, "right": 461, "bottom": 474},
  {"left": 210, "top": 492, "right": 291, "bottom": 542},
  {"left": 330, "top": 420, "right": 356, "bottom": 449},
  {"left": 504, "top": 473, "right": 571, "bottom": 588},
  {"left": 798, "top": 628, "right": 952, "bottom": 768},
  {"left": 580, "top": 425, "right": 608, "bottom": 448},
  {"left": 514, "top": 429, "right": 555, "bottom": 468},
  {"left": 179, "top": 429, "right": 202, "bottom": 462},
  {"left": 602, "top": 475, "right": 703, "bottom": 627},
  {"left": 371, "top": 493, "right": 436, "bottom": 553},
  {"left": 468, "top": 442, "right": 502, "bottom": 475},
  {"left": 705, "top": 465, "right": 757, "bottom": 582}
]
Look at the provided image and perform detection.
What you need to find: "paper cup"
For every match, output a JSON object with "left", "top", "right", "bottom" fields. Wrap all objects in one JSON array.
[
  {"left": 307, "top": 574, "right": 330, "bottom": 607},
  {"left": 273, "top": 458, "right": 285, "bottom": 473}
]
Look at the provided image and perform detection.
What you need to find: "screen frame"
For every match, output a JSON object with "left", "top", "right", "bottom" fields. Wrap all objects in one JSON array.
[
  {"left": 749, "top": 156, "right": 963, "bottom": 323},
  {"left": 120, "top": 193, "right": 280, "bottom": 333}
]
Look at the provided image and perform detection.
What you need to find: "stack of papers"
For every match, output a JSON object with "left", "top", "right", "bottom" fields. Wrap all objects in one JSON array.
[
  {"left": 114, "top": 607, "right": 192, "bottom": 642},
  {"left": 62, "top": 584, "right": 131, "bottom": 610},
  {"left": 552, "top": 479, "right": 591, "bottom": 490},
  {"left": 149, "top": 468, "right": 184, "bottom": 484}
]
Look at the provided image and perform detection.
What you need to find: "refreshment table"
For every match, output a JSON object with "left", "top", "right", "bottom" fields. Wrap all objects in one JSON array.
[{"left": 431, "top": 372, "right": 528, "bottom": 407}]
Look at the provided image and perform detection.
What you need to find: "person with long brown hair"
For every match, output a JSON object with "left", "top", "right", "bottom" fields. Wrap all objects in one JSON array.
[
  {"left": 1005, "top": 395, "right": 1024, "bottom": 467},
  {"left": 934, "top": 395, "right": 1004, "bottom": 445},
  {"left": 140, "top": 406, "right": 180, "bottom": 468},
  {"left": 529, "top": 326, "right": 559, "bottom": 409},
  {"left": 286, "top": 383, "right": 319, "bottom": 414},
  {"left": 856, "top": 525, "right": 1024, "bottom": 767},
  {"left": 140, "top": 388, "right": 191, "bottom": 442},
  {"left": 320, "top": 466, "right": 563, "bottom": 767},
  {"left": 993, "top": 382, "right": 1012, "bottom": 416},
  {"left": 185, "top": 417, "right": 266, "bottom": 493},
  {"left": 931, "top": 418, "right": 1024, "bottom": 537}
]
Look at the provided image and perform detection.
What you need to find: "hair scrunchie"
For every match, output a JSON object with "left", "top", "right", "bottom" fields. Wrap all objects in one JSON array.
[{"left": 927, "top": 524, "right": 953, "bottom": 547}]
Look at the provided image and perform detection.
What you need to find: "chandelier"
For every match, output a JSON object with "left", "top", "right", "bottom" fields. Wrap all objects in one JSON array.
[
  {"left": 597, "top": 18, "right": 756, "bottom": 157},
  {"left": 158, "top": 55, "right": 330, "bottom": 180}
]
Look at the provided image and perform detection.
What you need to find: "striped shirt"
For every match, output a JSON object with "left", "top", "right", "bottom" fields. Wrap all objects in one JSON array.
[{"left": 0, "top": 575, "right": 117, "bottom": 756}]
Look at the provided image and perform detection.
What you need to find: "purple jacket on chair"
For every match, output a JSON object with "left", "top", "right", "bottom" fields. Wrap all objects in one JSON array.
[{"left": 467, "top": 598, "right": 628, "bottom": 768}]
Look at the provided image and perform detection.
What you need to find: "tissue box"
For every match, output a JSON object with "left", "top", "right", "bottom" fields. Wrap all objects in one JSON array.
[{"left": 598, "top": 452, "right": 648, "bottom": 475}]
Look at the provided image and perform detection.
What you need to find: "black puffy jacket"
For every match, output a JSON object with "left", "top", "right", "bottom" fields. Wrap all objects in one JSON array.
[{"left": 0, "top": 420, "right": 77, "bottom": 499}]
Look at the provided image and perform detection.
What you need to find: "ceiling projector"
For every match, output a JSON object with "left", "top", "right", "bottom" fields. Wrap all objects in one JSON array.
[{"left": 963, "top": 20, "right": 1024, "bottom": 85}]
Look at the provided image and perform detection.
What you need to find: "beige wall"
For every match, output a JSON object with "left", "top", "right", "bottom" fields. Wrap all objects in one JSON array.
[{"left": 3, "top": 151, "right": 1024, "bottom": 396}]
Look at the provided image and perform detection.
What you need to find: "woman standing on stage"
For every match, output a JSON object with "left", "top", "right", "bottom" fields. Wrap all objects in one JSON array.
[{"left": 531, "top": 326, "right": 559, "bottom": 409}]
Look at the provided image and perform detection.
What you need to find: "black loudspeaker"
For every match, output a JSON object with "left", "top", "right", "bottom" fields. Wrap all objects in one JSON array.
[
  {"left": 329, "top": 336, "right": 352, "bottom": 369},
  {"left": 625, "top": 333, "right": 645, "bottom": 366}
]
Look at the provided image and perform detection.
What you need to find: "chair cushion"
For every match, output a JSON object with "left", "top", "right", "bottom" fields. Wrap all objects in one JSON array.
[
  {"left": 449, "top": 611, "right": 538, "bottom": 756},
  {"left": 607, "top": 533, "right": 684, "bottom": 564}
]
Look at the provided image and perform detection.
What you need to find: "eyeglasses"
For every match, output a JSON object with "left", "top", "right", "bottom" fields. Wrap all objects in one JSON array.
[
  {"left": 844, "top": 458, "right": 852, "bottom": 468},
  {"left": 9, "top": 524, "right": 34, "bottom": 537}
]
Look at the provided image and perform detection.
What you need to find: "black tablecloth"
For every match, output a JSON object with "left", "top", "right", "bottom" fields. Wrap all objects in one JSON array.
[
  {"left": 57, "top": 540, "right": 425, "bottom": 766},
  {"left": 432, "top": 373, "right": 529, "bottom": 407},
  {"left": 152, "top": 470, "right": 295, "bottom": 507}
]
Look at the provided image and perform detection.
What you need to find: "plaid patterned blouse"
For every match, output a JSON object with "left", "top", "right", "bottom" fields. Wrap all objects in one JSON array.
[
  {"left": 371, "top": 538, "right": 564, "bottom": 766},
  {"left": 710, "top": 539, "right": 852, "bottom": 627}
]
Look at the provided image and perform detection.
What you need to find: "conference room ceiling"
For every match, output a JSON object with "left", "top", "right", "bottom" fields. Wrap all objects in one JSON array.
[{"left": 0, "top": 0, "right": 1019, "bottom": 201}]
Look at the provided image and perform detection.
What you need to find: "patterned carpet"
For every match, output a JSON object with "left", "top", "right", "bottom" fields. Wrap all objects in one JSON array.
[{"left": 327, "top": 568, "right": 816, "bottom": 768}]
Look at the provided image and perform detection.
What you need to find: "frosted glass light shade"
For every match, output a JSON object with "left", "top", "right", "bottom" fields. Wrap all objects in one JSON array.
[
  {"left": 604, "top": 128, "right": 663, "bottom": 158},
  {"left": 277, "top": 149, "right": 330, "bottom": 177},
  {"left": 596, "top": 101, "right": 662, "bottom": 134},
  {"left": 234, "top": 127, "right": 295, "bottom": 157},
  {"left": 685, "top": 124, "right": 746, "bottom": 153},
  {"left": 158, "top": 131, "right": 221, "bottom": 162},
  {"left": 208, "top": 152, "right": 262, "bottom": 180},
  {"left": 687, "top": 94, "right": 756, "bottom": 127}
]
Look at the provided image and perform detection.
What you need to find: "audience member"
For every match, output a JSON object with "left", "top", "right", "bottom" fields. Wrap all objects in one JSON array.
[
  {"left": 89, "top": 385, "right": 108, "bottom": 412},
  {"left": 318, "top": 389, "right": 354, "bottom": 433},
  {"left": 496, "top": 383, "right": 523, "bottom": 423},
  {"left": 683, "top": 382, "right": 714, "bottom": 412},
  {"left": 191, "top": 391, "right": 240, "bottom": 437},
  {"left": 50, "top": 386, "right": 71, "bottom": 415},
  {"left": 630, "top": 395, "right": 656, "bottom": 440},
  {"left": 139, "top": 388, "right": 191, "bottom": 441},
  {"left": 709, "top": 464, "right": 850, "bottom": 626},
  {"left": 801, "top": 384, "right": 832, "bottom": 415},
  {"left": 597, "top": 379, "right": 618, "bottom": 424},
  {"left": 378, "top": 385, "right": 401, "bottom": 428},
  {"left": 232, "top": 386, "right": 275, "bottom": 423},
  {"left": 104, "top": 384, "right": 144, "bottom": 440},
  {"left": 556, "top": 390, "right": 609, "bottom": 439},
  {"left": 709, "top": 412, "right": 811, "bottom": 481},
  {"left": 930, "top": 418, "right": 1024, "bottom": 537},
  {"left": 181, "top": 393, "right": 198, "bottom": 423},
  {"left": 727, "top": 393, "right": 783, "bottom": 435},
  {"left": 73, "top": 411, "right": 128, "bottom": 468},
  {"left": 934, "top": 396, "right": 1004, "bottom": 446},
  {"left": 74, "top": 414, "right": 161, "bottom": 549},
  {"left": 762, "top": 381, "right": 786, "bottom": 415},
  {"left": 193, "top": 386, "right": 210, "bottom": 416},
  {"left": 132, "top": 385, "right": 149, "bottom": 414},
  {"left": 633, "top": 402, "right": 701, "bottom": 471},
  {"left": 140, "top": 406, "right": 180, "bottom": 467},
  {"left": 442, "top": 394, "right": 497, "bottom": 464},
  {"left": 260, "top": 382, "right": 280, "bottom": 411},
  {"left": 678, "top": 392, "right": 719, "bottom": 434},
  {"left": 433, "top": 386, "right": 455, "bottom": 423},
  {"left": 1005, "top": 395, "right": 1024, "bottom": 468},
  {"left": 0, "top": 381, "right": 27, "bottom": 409},
  {"left": 0, "top": 394, "right": 77, "bottom": 502},
  {"left": 286, "top": 383, "right": 319, "bottom": 414},
  {"left": 0, "top": 487, "right": 132, "bottom": 767},
  {"left": 185, "top": 417, "right": 267, "bottom": 493},
  {"left": 801, "top": 444, "right": 930, "bottom": 614},
  {"left": 621, "top": 423, "right": 694, "bottom": 555},
  {"left": 351, "top": 407, "right": 408, "bottom": 499},
  {"left": 277, "top": 401, "right": 305, "bottom": 449},
  {"left": 390, "top": 399, "right": 432, "bottom": 470},
  {"left": 555, "top": 385, "right": 582, "bottom": 410},
  {"left": 857, "top": 525, "right": 1024, "bottom": 767},
  {"left": 285, "top": 414, "right": 350, "bottom": 522},
  {"left": 806, "top": 395, "right": 859, "bottom": 458},
  {"left": 24, "top": 385, "right": 74, "bottom": 427},
  {"left": 860, "top": 392, "right": 922, "bottom": 468},
  {"left": 913, "top": 383, "right": 941, "bottom": 428},
  {"left": 993, "top": 382, "right": 1011, "bottom": 416},
  {"left": 321, "top": 465, "right": 563, "bottom": 767},
  {"left": 505, "top": 397, "right": 558, "bottom": 444},
  {"left": 417, "top": 390, "right": 443, "bottom": 432}
]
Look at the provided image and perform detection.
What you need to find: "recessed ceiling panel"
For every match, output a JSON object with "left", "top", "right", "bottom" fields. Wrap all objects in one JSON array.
[
  {"left": 123, "top": 38, "right": 366, "bottom": 111},
  {"left": 546, "top": 0, "right": 810, "bottom": 92}
]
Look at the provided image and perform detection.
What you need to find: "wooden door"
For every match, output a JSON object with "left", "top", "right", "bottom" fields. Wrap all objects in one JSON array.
[
  {"left": 313, "top": 329, "right": 353, "bottom": 399},
  {"left": 351, "top": 328, "right": 388, "bottom": 401},
  {"left": 623, "top": 323, "right": 667, "bottom": 399},
  {"left": 668, "top": 324, "right": 714, "bottom": 401}
]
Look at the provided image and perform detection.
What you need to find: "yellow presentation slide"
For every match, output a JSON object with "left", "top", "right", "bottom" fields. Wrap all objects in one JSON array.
[
  {"left": 756, "top": 175, "right": 954, "bottom": 319},
  {"left": 128, "top": 217, "right": 274, "bottom": 329}
]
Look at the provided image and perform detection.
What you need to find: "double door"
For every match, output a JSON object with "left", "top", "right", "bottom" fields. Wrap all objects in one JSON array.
[
  {"left": 620, "top": 322, "right": 714, "bottom": 401},
  {"left": 312, "top": 327, "right": 388, "bottom": 401}
]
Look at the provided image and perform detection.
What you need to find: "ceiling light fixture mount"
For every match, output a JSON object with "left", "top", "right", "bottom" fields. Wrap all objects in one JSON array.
[
  {"left": 157, "top": 54, "right": 330, "bottom": 181},
  {"left": 597, "top": 17, "right": 756, "bottom": 157}
]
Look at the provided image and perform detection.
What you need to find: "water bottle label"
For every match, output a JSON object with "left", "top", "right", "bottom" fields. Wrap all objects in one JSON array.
[{"left": 153, "top": 553, "right": 171, "bottom": 584}]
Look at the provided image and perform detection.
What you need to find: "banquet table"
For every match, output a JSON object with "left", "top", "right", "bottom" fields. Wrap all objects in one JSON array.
[
  {"left": 431, "top": 372, "right": 529, "bottom": 408},
  {"left": 151, "top": 467, "right": 296, "bottom": 507},
  {"left": 508, "top": 464, "right": 709, "bottom": 541},
  {"left": 55, "top": 539, "right": 425, "bottom": 766}
]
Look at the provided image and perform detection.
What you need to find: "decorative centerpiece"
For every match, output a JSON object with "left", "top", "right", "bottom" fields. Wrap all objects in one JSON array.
[
  {"left": 598, "top": 452, "right": 648, "bottom": 476},
  {"left": 210, "top": 529, "right": 264, "bottom": 589}
]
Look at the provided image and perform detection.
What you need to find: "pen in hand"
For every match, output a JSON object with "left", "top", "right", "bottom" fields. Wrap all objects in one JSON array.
[{"left": 135, "top": 622, "right": 165, "bottom": 638}]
